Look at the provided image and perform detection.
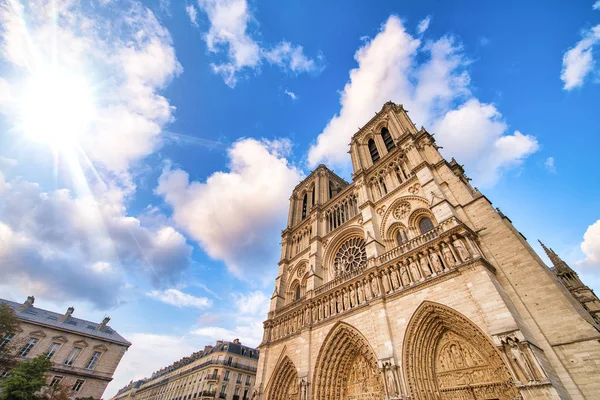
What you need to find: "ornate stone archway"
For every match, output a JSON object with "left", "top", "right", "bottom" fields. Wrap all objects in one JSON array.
[
  {"left": 312, "top": 322, "right": 384, "bottom": 400},
  {"left": 403, "top": 301, "right": 520, "bottom": 400},
  {"left": 265, "top": 354, "right": 299, "bottom": 400}
]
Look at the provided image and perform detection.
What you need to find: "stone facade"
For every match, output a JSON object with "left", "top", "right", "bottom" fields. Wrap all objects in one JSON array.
[
  {"left": 0, "top": 296, "right": 131, "bottom": 399},
  {"left": 115, "top": 340, "right": 258, "bottom": 400},
  {"left": 254, "top": 102, "right": 600, "bottom": 400}
]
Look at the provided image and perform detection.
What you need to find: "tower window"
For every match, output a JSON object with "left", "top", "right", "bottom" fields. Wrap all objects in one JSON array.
[
  {"left": 368, "top": 139, "right": 380, "bottom": 163},
  {"left": 301, "top": 193, "right": 308, "bottom": 219},
  {"left": 311, "top": 186, "right": 315, "bottom": 206},
  {"left": 418, "top": 217, "right": 434, "bottom": 234},
  {"left": 381, "top": 128, "right": 395, "bottom": 151}
]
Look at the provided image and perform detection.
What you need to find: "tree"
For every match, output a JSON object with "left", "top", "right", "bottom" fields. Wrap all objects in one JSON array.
[
  {"left": 0, "top": 354, "right": 52, "bottom": 400},
  {"left": 0, "top": 304, "right": 21, "bottom": 372}
]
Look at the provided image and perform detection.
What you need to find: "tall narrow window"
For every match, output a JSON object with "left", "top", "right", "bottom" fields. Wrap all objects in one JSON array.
[
  {"left": 295, "top": 285, "right": 301, "bottom": 300},
  {"left": 368, "top": 139, "right": 380, "bottom": 163},
  {"left": 0, "top": 333, "right": 14, "bottom": 348},
  {"left": 381, "top": 127, "right": 395, "bottom": 151},
  {"left": 72, "top": 379, "right": 85, "bottom": 392},
  {"left": 63, "top": 347, "right": 82, "bottom": 366},
  {"left": 46, "top": 342, "right": 61, "bottom": 360},
  {"left": 396, "top": 230, "right": 408, "bottom": 245},
  {"left": 19, "top": 337, "right": 38, "bottom": 357},
  {"left": 329, "top": 181, "right": 334, "bottom": 199},
  {"left": 311, "top": 186, "right": 315, "bottom": 206},
  {"left": 86, "top": 351, "right": 102, "bottom": 370},
  {"left": 418, "top": 217, "right": 434, "bottom": 234},
  {"left": 301, "top": 194, "right": 308, "bottom": 219},
  {"left": 50, "top": 376, "right": 64, "bottom": 387}
]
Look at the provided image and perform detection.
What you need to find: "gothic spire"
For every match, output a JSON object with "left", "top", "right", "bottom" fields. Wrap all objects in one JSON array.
[{"left": 538, "top": 240, "right": 573, "bottom": 275}]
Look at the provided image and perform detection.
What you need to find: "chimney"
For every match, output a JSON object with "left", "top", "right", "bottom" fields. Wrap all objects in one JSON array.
[
  {"left": 17, "top": 295, "right": 35, "bottom": 311},
  {"left": 97, "top": 316, "right": 110, "bottom": 331},
  {"left": 60, "top": 306, "right": 74, "bottom": 322},
  {"left": 233, "top": 338, "right": 240, "bottom": 344},
  {"left": 203, "top": 345, "right": 213, "bottom": 353}
]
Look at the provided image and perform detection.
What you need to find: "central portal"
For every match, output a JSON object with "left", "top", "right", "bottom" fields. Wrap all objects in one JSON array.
[{"left": 313, "top": 322, "right": 384, "bottom": 400}]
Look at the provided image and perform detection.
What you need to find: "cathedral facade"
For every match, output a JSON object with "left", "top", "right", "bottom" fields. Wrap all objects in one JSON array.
[{"left": 254, "top": 102, "right": 600, "bottom": 400}]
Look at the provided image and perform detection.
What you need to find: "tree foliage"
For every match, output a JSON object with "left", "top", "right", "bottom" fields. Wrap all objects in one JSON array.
[
  {"left": 0, "top": 354, "right": 52, "bottom": 400},
  {"left": 0, "top": 304, "right": 21, "bottom": 372}
]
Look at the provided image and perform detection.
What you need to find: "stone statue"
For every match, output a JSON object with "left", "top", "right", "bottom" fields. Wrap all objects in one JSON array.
[
  {"left": 357, "top": 282, "right": 365, "bottom": 303},
  {"left": 442, "top": 244, "right": 456, "bottom": 266},
  {"left": 330, "top": 295, "right": 336, "bottom": 315},
  {"left": 409, "top": 258, "right": 421, "bottom": 282},
  {"left": 507, "top": 338, "right": 537, "bottom": 382},
  {"left": 430, "top": 250, "right": 444, "bottom": 273},
  {"left": 385, "top": 365, "right": 398, "bottom": 396},
  {"left": 453, "top": 237, "right": 471, "bottom": 261},
  {"left": 390, "top": 267, "right": 401, "bottom": 289},
  {"left": 419, "top": 255, "right": 432, "bottom": 278},
  {"left": 350, "top": 285, "right": 357, "bottom": 307},
  {"left": 336, "top": 291, "right": 343, "bottom": 313},
  {"left": 400, "top": 264, "right": 411, "bottom": 286},
  {"left": 343, "top": 289, "right": 350, "bottom": 311},
  {"left": 364, "top": 278, "right": 372, "bottom": 300},
  {"left": 300, "top": 379, "right": 307, "bottom": 400},
  {"left": 381, "top": 270, "right": 391, "bottom": 293},
  {"left": 371, "top": 275, "right": 380, "bottom": 297}
]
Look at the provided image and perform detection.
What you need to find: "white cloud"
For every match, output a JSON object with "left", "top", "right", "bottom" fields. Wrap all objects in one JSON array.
[
  {"left": 147, "top": 289, "right": 212, "bottom": 308},
  {"left": 196, "top": 0, "right": 322, "bottom": 87},
  {"left": 0, "top": 0, "right": 182, "bottom": 175},
  {"left": 284, "top": 89, "right": 297, "bottom": 100},
  {"left": 561, "top": 25, "right": 600, "bottom": 90},
  {"left": 186, "top": 4, "right": 199, "bottom": 27},
  {"left": 545, "top": 157, "right": 556, "bottom": 173},
  {"left": 156, "top": 138, "right": 303, "bottom": 281},
  {"left": 581, "top": 220, "right": 600, "bottom": 267},
  {"left": 417, "top": 16, "right": 431, "bottom": 35},
  {"left": 307, "top": 15, "right": 539, "bottom": 186},
  {"left": 191, "top": 290, "right": 269, "bottom": 346},
  {"left": 0, "top": 174, "right": 192, "bottom": 309},
  {"left": 594, "top": 1, "right": 600, "bottom": 10}
]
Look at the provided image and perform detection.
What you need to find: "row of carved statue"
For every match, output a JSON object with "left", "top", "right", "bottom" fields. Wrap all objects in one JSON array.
[{"left": 265, "top": 233, "right": 480, "bottom": 343}]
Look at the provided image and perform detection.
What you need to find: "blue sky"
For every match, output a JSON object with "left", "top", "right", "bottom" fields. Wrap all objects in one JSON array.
[{"left": 0, "top": 0, "right": 599, "bottom": 397}]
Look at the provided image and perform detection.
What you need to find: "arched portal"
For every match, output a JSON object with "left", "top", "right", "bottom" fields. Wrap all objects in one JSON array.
[
  {"left": 403, "top": 301, "right": 519, "bottom": 400},
  {"left": 265, "top": 354, "right": 299, "bottom": 400},
  {"left": 312, "top": 322, "right": 384, "bottom": 400}
]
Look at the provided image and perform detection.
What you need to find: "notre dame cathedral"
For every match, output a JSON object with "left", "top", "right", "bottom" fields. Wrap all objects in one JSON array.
[{"left": 253, "top": 102, "right": 600, "bottom": 400}]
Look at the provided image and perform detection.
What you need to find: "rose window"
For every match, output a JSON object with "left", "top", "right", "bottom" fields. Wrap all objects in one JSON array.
[
  {"left": 333, "top": 237, "right": 367, "bottom": 276},
  {"left": 393, "top": 201, "right": 411, "bottom": 220}
]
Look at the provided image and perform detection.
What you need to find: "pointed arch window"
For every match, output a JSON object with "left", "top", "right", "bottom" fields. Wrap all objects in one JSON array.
[
  {"left": 295, "top": 285, "right": 301, "bottom": 300},
  {"left": 311, "top": 186, "right": 316, "bottom": 206},
  {"left": 396, "top": 230, "right": 408, "bottom": 245},
  {"left": 418, "top": 217, "right": 434, "bottom": 234},
  {"left": 301, "top": 193, "right": 308, "bottom": 219},
  {"left": 381, "top": 127, "right": 395, "bottom": 151},
  {"left": 368, "top": 139, "right": 380, "bottom": 163}
]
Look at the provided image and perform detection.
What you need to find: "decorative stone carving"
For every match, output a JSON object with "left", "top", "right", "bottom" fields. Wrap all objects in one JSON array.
[
  {"left": 267, "top": 355, "right": 299, "bottom": 400},
  {"left": 392, "top": 201, "right": 411, "bottom": 220},
  {"left": 452, "top": 236, "right": 471, "bottom": 262},
  {"left": 408, "top": 183, "right": 421, "bottom": 194},
  {"left": 333, "top": 237, "right": 367, "bottom": 277},
  {"left": 500, "top": 335, "right": 546, "bottom": 384},
  {"left": 376, "top": 205, "right": 387, "bottom": 216},
  {"left": 296, "top": 263, "right": 306, "bottom": 278},
  {"left": 382, "top": 361, "right": 400, "bottom": 399}
]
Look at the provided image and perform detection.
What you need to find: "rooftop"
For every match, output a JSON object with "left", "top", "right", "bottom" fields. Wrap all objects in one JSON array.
[{"left": 1, "top": 297, "right": 131, "bottom": 346}]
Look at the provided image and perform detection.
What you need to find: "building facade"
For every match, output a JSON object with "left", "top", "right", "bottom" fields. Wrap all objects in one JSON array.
[
  {"left": 116, "top": 340, "right": 258, "bottom": 400},
  {"left": 0, "top": 296, "right": 131, "bottom": 399},
  {"left": 254, "top": 102, "right": 600, "bottom": 400}
]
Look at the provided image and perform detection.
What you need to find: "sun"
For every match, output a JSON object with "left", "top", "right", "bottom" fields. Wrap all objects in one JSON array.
[{"left": 18, "top": 68, "right": 96, "bottom": 149}]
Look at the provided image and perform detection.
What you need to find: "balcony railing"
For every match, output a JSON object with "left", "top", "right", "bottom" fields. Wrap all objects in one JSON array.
[
  {"left": 264, "top": 219, "right": 485, "bottom": 344},
  {"left": 206, "top": 373, "right": 219, "bottom": 381}
]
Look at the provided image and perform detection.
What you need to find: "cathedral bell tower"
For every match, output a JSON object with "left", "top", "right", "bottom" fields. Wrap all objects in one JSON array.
[{"left": 254, "top": 102, "right": 600, "bottom": 400}]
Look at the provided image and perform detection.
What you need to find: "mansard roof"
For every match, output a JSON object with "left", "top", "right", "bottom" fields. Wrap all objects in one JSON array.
[{"left": 0, "top": 298, "right": 131, "bottom": 346}]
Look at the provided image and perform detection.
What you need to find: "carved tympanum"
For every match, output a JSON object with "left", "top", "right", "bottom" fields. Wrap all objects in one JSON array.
[
  {"left": 333, "top": 237, "right": 367, "bottom": 277},
  {"left": 267, "top": 355, "right": 299, "bottom": 400}
]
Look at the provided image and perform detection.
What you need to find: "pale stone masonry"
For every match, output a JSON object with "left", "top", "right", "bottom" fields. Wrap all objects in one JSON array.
[
  {"left": 114, "top": 340, "right": 258, "bottom": 400},
  {"left": 254, "top": 102, "right": 600, "bottom": 400},
  {"left": 0, "top": 296, "right": 131, "bottom": 399}
]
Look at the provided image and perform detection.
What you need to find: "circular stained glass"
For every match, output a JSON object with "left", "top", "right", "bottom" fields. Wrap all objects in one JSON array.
[{"left": 333, "top": 237, "right": 367, "bottom": 276}]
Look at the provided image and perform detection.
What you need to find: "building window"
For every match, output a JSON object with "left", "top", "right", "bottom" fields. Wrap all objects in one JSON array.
[
  {"left": 19, "top": 337, "right": 38, "bottom": 357},
  {"left": 234, "top": 387, "right": 239, "bottom": 396},
  {"left": 63, "top": 347, "right": 82, "bottom": 366},
  {"left": 245, "top": 375, "right": 250, "bottom": 385},
  {"left": 86, "top": 351, "right": 102, "bottom": 370},
  {"left": 301, "top": 193, "right": 308, "bottom": 219},
  {"left": 381, "top": 127, "right": 395, "bottom": 151},
  {"left": 368, "top": 139, "right": 380, "bottom": 163},
  {"left": 0, "top": 333, "right": 14, "bottom": 348},
  {"left": 311, "top": 186, "right": 315, "bottom": 206},
  {"left": 45, "top": 343, "right": 61, "bottom": 360},
  {"left": 72, "top": 379, "right": 85, "bottom": 392},
  {"left": 295, "top": 285, "right": 301, "bottom": 300},
  {"left": 396, "top": 230, "right": 408, "bottom": 245},
  {"left": 418, "top": 217, "right": 434, "bottom": 234},
  {"left": 50, "top": 376, "right": 64, "bottom": 387},
  {"left": 223, "top": 371, "right": 230, "bottom": 381},
  {"left": 236, "top": 373, "right": 242, "bottom": 384}
]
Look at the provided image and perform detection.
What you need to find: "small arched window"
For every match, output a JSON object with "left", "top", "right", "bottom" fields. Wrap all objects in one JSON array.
[
  {"left": 396, "top": 230, "right": 408, "bottom": 245},
  {"left": 381, "top": 127, "right": 395, "bottom": 151},
  {"left": 295, "top": 285, "right": 301, "bottom": 300},
  {"left": 419, "top": 217, "right": 434, "bottom": 234},
  {"left": 368, "top": 139, "right": 380, "bottom": 164},
  {"left": 311, "top": 186, "right": 316, "bottom": 206},
  {"left": 301, "top": 193, "right": 308, "bottom": 219}
]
